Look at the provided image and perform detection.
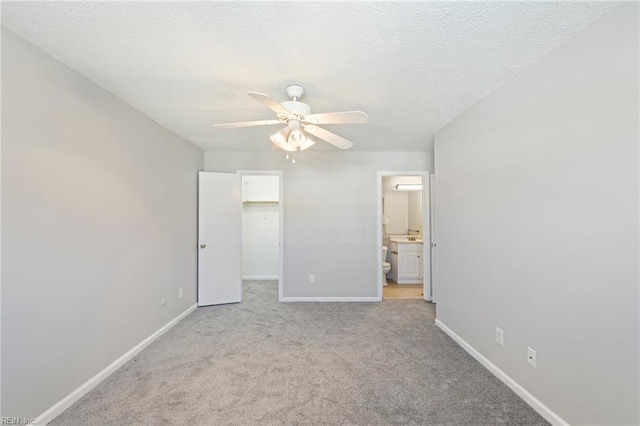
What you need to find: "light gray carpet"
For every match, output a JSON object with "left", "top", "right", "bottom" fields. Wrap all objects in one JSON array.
[{"left": 51, "top": 281, "right": 548, "bottom": 425}]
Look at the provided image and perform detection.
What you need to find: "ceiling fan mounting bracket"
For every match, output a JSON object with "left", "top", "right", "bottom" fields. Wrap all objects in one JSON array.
[{"left": 285, "top": 84, "right": 305, "bottom": 101}]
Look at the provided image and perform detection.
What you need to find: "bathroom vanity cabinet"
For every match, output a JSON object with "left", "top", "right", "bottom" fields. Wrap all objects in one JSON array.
[{"left": 388, "top": 240, "right": 423, "bottom": 284}]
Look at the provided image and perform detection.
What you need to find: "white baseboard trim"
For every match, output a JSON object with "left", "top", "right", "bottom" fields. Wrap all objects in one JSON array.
[
  {"left": 33, "top": 304, "right": 198, "bottom": 425},
  {"left": 242, "top": 276, "right": 278, "bottom": 280},
  {"left": 434, "top": 319, "right": 568, "bottom": 426},
  {"left": 280, "top": 296, "right": 379, "bottom": 302}
]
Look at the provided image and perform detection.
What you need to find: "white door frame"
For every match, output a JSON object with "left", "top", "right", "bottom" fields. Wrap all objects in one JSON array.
[
  {"left": 376, "top": 171, "right": 431, "bottom": 301},
  {"left": 238, "top": 170, "right": 284, "bottom": 301}
]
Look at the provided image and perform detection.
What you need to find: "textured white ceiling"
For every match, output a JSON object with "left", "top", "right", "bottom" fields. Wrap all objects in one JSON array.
[{"left": 2, "top": 1, "right": 615, "bottom": 152}]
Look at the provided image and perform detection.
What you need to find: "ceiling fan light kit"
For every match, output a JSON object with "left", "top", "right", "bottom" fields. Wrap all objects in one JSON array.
[
  {"left": 213, "top": 84, "right": 369, "bottom": 161},
  {"left": 269, "top": 128, "right": 294, "bottom": 151}
]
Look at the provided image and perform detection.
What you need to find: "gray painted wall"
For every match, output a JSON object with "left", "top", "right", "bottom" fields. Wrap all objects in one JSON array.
[
  {"left": 205, "top": 151, "right": 432, "bottom": 298},
  {"left": 433, "top": 4, "right": 639, "bottom": 425},
  {"left": 1, "top": 28, "right": 203, "bottom": 419}
]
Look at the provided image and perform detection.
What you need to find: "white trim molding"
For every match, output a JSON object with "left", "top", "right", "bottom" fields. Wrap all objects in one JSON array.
[
  {"left": 281, "top": 297, "right": 379, "bottom": 303},
  {"left": 32, "top": 304, "right": 198, "bottom": 425},
  {"left": 435, "top": 319, "right": 569, "bottom": 426}
]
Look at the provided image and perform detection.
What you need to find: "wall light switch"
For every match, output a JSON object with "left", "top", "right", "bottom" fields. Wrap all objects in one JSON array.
[
  {"left": 308, "top": 275, "right": 315, "bottom": 284},
  {"left": 496, "top": 327, "right": 504, "bottom": 346},
  {"left": 178, "top": 287, "right": 183, "bottom": 298}
]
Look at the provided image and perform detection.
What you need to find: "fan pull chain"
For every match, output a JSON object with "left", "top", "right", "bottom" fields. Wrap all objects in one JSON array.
[{"left": 285, "top": 152, "right": 296, "bottom": 164}]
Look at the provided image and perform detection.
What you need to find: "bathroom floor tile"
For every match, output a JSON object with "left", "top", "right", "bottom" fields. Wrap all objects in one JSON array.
[{"left": 383, "top": 283, "right": 423, "bottom": 299}]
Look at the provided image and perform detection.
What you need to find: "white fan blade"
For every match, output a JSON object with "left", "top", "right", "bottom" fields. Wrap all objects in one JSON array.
[
  {"left": 304, "top": 124, "right": 354, "bottom": 150},
  {"left": 247, "top": 92, "right": 292, "bottom": 115},
  {"left": 305, "top": 111, "right": 369, "bottom": 124},
  {"left": 213, "top": 119, "right": 281, "bottom": 129}
]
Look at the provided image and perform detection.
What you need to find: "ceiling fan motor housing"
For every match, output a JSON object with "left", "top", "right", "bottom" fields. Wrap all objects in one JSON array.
[{"left": 280, "top": 100, "right": 311, "bottom": 121}]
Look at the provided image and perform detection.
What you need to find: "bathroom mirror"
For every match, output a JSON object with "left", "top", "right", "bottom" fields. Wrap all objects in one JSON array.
[{"left": 382, "top": 176, "right": 423, "bottom": 237}]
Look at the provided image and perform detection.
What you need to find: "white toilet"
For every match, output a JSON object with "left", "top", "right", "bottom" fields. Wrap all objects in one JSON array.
[{"left": 382, "top": 246, "right": 391, "bottom": 286}]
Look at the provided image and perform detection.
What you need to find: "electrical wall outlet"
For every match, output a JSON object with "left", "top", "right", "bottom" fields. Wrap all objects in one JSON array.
[
  {"left": 161, "top": 298, "right": 166, "bottom": 307},
  {"left": 527, "top": 347, "right": 537, "bottom": 368},
  {"left": 178, "top": 287, "right": 183, "bottom": 298},
  {"left": 495, "top": 327, "right": 504, "bottom": 346},
  {"left": 308, "top": 275, "right": 315, "bottom": 284}
]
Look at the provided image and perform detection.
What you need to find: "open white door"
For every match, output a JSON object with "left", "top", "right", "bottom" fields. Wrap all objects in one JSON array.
[
  {"left": 428, "top": 173, "right": 436, "bottom": 303},
  {"left": 198, "top": 171, "right": 242, "bottom": 306},
  {"left": 423, "top": 173, "right": 432, "bottom": 302}
]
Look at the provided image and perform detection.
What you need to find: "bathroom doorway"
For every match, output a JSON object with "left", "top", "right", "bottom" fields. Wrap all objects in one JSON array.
[
  {"left": 376, "top": 172, "right": 431, "bottom": 301},
  {"left": 239, "top": 171, "right": 284, "bottom": 300}
]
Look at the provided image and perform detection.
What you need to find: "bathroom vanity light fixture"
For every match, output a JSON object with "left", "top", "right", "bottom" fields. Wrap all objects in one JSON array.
[{"left": 396, "top": 184, "right": 423, "bottom": 191}]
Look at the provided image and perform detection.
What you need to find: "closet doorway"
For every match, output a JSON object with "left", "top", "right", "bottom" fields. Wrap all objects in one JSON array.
[{"left": 239, "top": 171, "right": 284, "bottom": 300}]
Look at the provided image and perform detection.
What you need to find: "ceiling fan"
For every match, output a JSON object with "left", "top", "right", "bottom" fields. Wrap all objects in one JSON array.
[{"left": 213, "top": 85, "right": 369, "bottom": 155}]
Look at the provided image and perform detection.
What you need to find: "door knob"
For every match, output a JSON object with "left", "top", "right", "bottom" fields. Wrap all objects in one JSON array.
[{"left": 200, "top": 243, "right": 207, "bottom": 249}]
